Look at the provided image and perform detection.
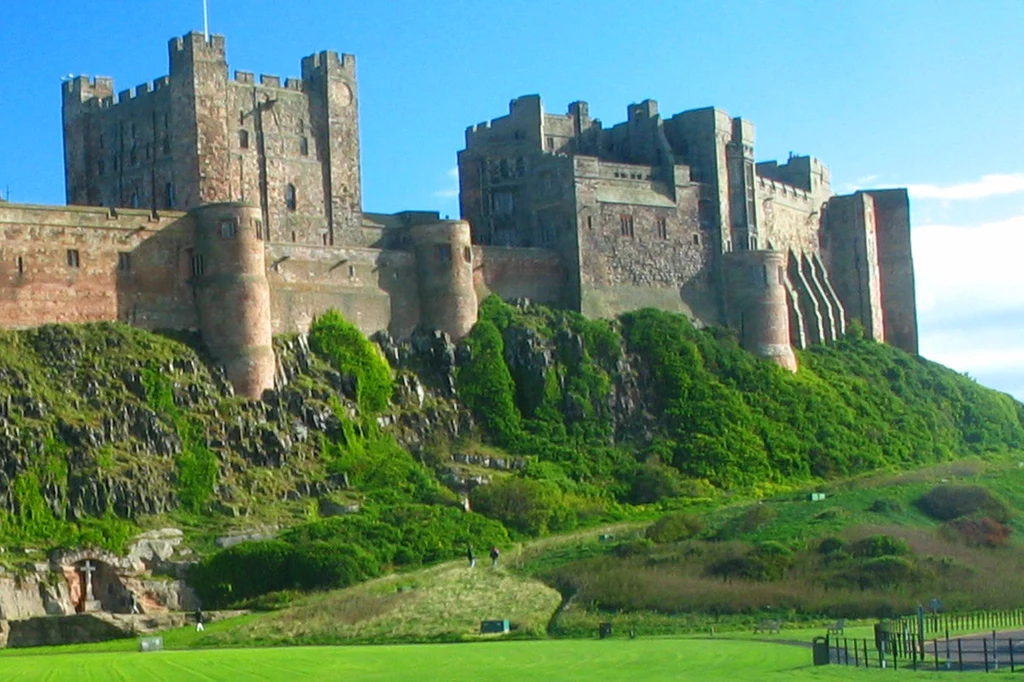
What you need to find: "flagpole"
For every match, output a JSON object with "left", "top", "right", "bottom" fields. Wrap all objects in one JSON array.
[{"left": 203, "top": 0, "right": 210, "bottom": 41}]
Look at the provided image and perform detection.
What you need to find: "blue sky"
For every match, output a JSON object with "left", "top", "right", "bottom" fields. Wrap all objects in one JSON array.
[{"left": 1, "top": 0, "right": 1022, "bottom": 396}]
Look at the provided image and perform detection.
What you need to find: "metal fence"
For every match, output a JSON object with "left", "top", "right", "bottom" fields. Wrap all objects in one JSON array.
[{"left": 822, "top": 610, "right": 1024, "bottom": 673}]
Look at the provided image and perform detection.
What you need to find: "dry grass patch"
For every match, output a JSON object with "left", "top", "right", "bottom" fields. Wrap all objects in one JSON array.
[{"left": 199, "top": 561, "right": 561, "bottom": 646}]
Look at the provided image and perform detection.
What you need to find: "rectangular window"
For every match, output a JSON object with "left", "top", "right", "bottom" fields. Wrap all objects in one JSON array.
[
  {"left": 118, "top": 252, "right": 131, "bottom": 272},
  {"left": 463, "top": 246, "right": 472, "bottom": 263},
  {"left": 619, "top": 215, "right": 634, "bottom": 238},
  {"left": 165, "top": 183, "right": 176, "bottom": 209},
  {"left": 16, "top": 256, "right": 24, "bottom": 275},
  {"left": 586, "top": 215, "right": 593, "bottom": 230},
  {"left": 348, "top": 264, "right": 355, "bottom": 278},
  {"left": 190, "top": 253, "right": 205, "bottom": 278},
  {"left": 66, "top": 249, "right": 80, "bottom": 268},
  {"left": 655, "top": 217, "right": 668, "bottom": 240},
  {"left": 299, "top": 136, "right": 309, "bottom": 156},
  {"left": 239, "top": 130, "right": 250, "bottom": 149},
  {"left": 491, "top": 191, "right": 515, "bottom": 215},
  {"left": 435, "top": 244, "right": 452, "bottom": 263},
  {"left": 254, "top": 219, "right": 264, "bottom": 240},
  {"left": 220, "top": 219, "right": 237, "bottom": 239},
  {"left": 546, "top": 136, "right": 555, "bottom": 151}
]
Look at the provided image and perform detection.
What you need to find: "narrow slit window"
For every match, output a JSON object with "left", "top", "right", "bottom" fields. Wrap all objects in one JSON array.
[
  {"left": 16, "top": 256, "right": 24, "bottom": 275},
  {"left": 118, "top": 252, "right": 131, "bottom": 272},
  {"left": 285, "top": 184, "right": 297, "bottom": 211},
  {"left": 655, "top": 217, "right": 668, "bottom": 240},
  {"left": 239, "top": 130, "right": 250, "bottom": 149},
  {"left": 299, "top": 136, "right": 309, "bottom": 156},
  {"left": 66, "top": 249, "right": 80, "bottom": 268},
  {"left": 619, "top": 214, "right": 634, "bottom": 238}
]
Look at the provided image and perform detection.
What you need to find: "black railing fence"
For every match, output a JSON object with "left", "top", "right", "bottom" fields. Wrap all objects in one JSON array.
[{"left": 820, "top": 609, "right": 1024, "bottom": 673}]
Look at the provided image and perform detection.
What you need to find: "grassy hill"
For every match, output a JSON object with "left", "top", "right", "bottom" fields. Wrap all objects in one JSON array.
[{"left": 0, "top": 299, "right": 1023, "bottom": 627}]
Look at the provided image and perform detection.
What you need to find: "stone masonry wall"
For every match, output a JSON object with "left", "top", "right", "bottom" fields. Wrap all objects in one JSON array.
[{"left": 0, "top": 205, "right": 196, "bottom": 331}]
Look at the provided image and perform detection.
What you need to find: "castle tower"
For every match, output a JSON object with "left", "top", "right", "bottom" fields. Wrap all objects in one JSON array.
[
  {"left": 191, "top": 202, "right": 275, "bottom": 398},
  {"left": 411, "top": 220, "right": 478, "bottom": 340},
  {"left": 821, "top": 192, "right": 885, "bottom": 342},
  {"left": 302, "top": 51, "right": 362, "bottom": 240},
  {"left": 723, "top": 250, "right": 798, "bottom": 372},
  {"left": 169, "top": 33, "right": 231, "bottom": 207}
]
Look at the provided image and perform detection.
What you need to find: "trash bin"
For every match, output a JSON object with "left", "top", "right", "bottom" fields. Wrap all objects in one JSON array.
[
  {"left": 599, "top": 622, "right": 613, "bottom": 639},
  {"left": 812, "top": 636, "right": 830, "bottom": 666}
]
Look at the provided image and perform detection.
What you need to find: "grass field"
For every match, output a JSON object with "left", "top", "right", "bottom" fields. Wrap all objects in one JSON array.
[{"left": 0, "top": 637, "right": 1006, "bottom": 681}]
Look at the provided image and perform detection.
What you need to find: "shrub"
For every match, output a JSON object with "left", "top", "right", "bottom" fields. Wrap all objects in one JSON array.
[
  {"left": 456, "top": 321, "right": 522, "bottom": 443},
  {"left": 629, "top": 457, "right": 685, "bottom": 504},
  {"left": 868, "top": 498, "right": 904, "bottom": 514},
  {"left": 916, "top": 484, "right": 1012, "bottom": 523},
  {"left": 818, "top": 536, "right": 845, "bottom": 555},
  {"left": 853, "top": 556, "right": 921, "bottom": 589},
  {"left": 646, "top": 513, "right": 706, "bottom": 544},
  {"left": 470, "top": 476, "right": 567, "bottom": 536},
  {"left": 189, "top": 540, "right": 295, "bottom": 606},
  {"left": 309, "top": 309, "right": 394, "bottom": 414},
  {"left": 288, "top": 540, "right": 380, "bottom": 590},
  {"left": 848, "top": 535, "right": 910, "bottom": 559},
  {"left": 710, "top": 542, "right": 793, "bottom": 582},
  {"left": 943, "top": 516, "right": 1012, "bottom": 548}
]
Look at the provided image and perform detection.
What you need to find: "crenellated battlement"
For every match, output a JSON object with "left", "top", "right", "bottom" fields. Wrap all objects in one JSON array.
[
  {"left": 300, "top": 50, "right": 357, "bottom": 80},
  {"left": 168, "top": 32, "right": 226, "bottom": 57}
]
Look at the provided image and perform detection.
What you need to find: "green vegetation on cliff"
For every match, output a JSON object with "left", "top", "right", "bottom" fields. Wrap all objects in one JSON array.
[
  {"left": 1, "top": 300, "right": 1023, "bottom": 622},
  {"left": 457, "top": 298, "right": 1024, "bottom": 497}
]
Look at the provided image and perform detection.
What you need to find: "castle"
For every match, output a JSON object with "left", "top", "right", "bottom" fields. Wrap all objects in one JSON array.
[{"left": 0, "top": 32, "right": 916, "bottom": 398}]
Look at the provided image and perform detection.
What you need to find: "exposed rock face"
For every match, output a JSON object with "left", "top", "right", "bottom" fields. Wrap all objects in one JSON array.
[
  {"left": 128, "top": 528, "right": 185, "bottom": 564},
  {"left": 4, "top": 613, "right": 131, "bottom": 648}
]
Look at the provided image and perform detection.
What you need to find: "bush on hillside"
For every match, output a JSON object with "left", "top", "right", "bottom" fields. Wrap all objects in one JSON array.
[
  {"left": 456, "top": 320, "right": 522, "bottom": 443},
  {"left": 848, "top": 535, "right": 910, "bottom": 559},
  {"left": 709, "top": 542, "right": 793, "bottom": 582},
  {"left": 915, "top": 484, "right": 1012, "bottom": 523},
  {"left": 629, "top": 457, "right": 685, "bottom": 504},
  {"left": 309, "top": 309, "right": 393, "bottom": 414},
  {"left": 646, "top": 512, "right": 706, "bottom": 544},
  {"left": 943, "top": 516, "right": 1012, "bottom": 548},
  {"left": 470, "top": 476, "right": 575, "bottom": 536}
]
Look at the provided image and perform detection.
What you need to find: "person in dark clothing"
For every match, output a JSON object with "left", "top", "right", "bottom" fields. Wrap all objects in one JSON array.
[
  {"left": 195, "top": 607, "right": 206, "bottom": 632},
  {"left": 489, "top": 546, "right": 500, "bottom": 568},
  {"left": 467, "top": 545, "right": 476, "bottom": 568}
]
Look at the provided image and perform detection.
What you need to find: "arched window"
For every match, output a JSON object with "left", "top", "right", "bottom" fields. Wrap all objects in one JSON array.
[{"left": 285, "top": 184, "right": 297, "bottom": 211}]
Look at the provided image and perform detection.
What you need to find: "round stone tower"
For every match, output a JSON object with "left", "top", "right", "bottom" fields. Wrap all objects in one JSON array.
[
  {"left": 191, "top": 202, "right": 275, "bottom": 398},
  {"left": 410, "top": 220, "right": 478, "bottom": 340},
  {"left": 723, "top": 250, "right": 798, "bottom": 372}
]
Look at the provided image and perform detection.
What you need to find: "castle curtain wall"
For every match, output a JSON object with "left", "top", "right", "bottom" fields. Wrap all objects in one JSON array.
[
  {"left": 0, "top": 205, "right": 195, "bottom": 330},
  {"left": 265, "top": 242, "right": 420, "bottom": 340}
]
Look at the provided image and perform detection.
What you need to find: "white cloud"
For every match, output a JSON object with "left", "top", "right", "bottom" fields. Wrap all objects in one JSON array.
[
  {"left": 913, "top": 212, "right": 1024, "bottom": 399},
  {"left": 432, "top": 167, "right": 460, "bottom": 200},
  {"left": 908, "top": 173, "right": 1024, "bottom": 201}
]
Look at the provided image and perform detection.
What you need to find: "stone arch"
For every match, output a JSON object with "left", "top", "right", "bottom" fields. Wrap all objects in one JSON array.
[{"left": 53, "top": 549, "right": 139, "bottom": 614}]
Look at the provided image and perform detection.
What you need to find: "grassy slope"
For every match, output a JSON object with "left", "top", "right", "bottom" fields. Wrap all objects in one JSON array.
[{"left": 0, "top": 639, "right": 1003, "bottom": 682}]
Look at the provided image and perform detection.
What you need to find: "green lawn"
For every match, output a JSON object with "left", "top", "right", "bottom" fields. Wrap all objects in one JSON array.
[{"left": 0, "top": 638, "right": 1005, "bottom": 681}]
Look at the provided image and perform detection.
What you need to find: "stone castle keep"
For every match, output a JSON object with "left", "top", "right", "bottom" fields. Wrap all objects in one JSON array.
[{"left": 0, "top": 32, "right": 917, "bottom": 397}]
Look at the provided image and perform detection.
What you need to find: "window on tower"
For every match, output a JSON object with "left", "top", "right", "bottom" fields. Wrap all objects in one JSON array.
[{"left": 285, "top": 184, "right": 297, "bottom": 211}]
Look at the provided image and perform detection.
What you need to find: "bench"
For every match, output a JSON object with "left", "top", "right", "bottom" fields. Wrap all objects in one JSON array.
[
  {"left": 827, "top": 618, "right": 845, "bottom": 636},
  {"left": 754, "top": 619, "right": 781, "bottom": 634}
]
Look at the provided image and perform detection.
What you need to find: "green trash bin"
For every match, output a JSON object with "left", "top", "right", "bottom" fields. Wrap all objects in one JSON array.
[{"left": 812, "top": 636, "right": 830, "bottom": 666}]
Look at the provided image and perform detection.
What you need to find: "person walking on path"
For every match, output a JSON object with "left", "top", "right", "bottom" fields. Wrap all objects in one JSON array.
[
  {"left": 467, "top": 545, "right": 476, "bottom": 568},
  {"left": 195, "top": 607, "right": 206, "bottom": 632},
  {"left": 489, "top": 546, "right": 500, "bottom": 569}
]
